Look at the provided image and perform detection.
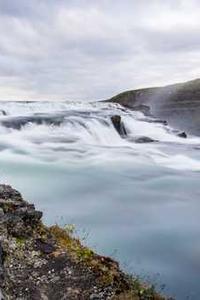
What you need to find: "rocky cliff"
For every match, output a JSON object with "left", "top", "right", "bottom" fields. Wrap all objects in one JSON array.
[
  {"left": 107, "top": 79, "right": 200, "bottom": 135},
  {"left": 0, "top": 185, "right": 167, "bottom": 300}
]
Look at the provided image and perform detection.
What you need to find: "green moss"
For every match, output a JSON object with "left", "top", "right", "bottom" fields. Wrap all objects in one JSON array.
[
  {"left": 15, "top": 237, "right": 26, "bottom": 247},
  {"left": 111, "top": 277, "right": 166, "bottom": 300},
  {"left": 49, "top": 225, "right": 121, "bottom": 286},
  {"left": 49, "top": 225, "right": 168, "bottom": 299}
]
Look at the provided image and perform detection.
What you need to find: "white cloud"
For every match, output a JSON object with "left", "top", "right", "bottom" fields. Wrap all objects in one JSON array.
[{"left": 0, "top": 0, "right": 199, "bottom": 100}]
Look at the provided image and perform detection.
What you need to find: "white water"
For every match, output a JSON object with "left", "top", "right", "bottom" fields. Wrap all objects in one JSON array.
[
  {"left": 0, "top": 101, "right": 200, "bottom": 299},
  {"left": 0, "top": 101, "right": 199, "bottom": 170}
]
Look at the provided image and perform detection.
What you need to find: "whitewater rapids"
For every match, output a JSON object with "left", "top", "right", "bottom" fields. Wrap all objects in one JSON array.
[
  {"left": 0, "top": 101, "right": 200, "bottom": 299},
  {"left": 0, "top": 101, "right": 199, "bottom": 171}
]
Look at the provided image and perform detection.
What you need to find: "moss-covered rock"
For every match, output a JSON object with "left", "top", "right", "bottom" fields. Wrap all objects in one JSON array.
[{"left": 0, "top": 185, "right": 170, "bottom": 300}]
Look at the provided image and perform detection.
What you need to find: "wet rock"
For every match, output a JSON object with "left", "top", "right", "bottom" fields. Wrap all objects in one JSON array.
[
  {"left": 0, "top": 110, "right": 6, "bottom": 116},
  {"left": 111, "top": 115, "right": 127, "bottom": 137},
  {"left": 177, "top": 131, "right": 187, "bottom": 138},
  {"left": 0, "top": 243, "right": 4, "bottom": 280},
  {"left": 134, "top": 136, "right": 157, "bottom": 143}
]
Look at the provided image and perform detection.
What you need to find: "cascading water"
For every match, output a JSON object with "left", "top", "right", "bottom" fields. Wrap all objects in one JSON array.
[
  {"left": 0, "top": 101, "right": 199, "bottom": 170},
  {"left": 0, "top": 101, "right": 200, "bottom": 299}
]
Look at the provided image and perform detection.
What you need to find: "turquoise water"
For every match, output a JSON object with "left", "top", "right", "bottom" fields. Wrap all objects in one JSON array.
[{"left": 0, "top": 101, "right": 200, "bottom": 299}]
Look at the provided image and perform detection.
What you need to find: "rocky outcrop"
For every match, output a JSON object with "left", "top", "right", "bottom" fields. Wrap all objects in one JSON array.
[
  {"left": 134, "top": 137, "right": 157, "bottom": 143},
  {"left": 111, "top": 115, "right": 127, "bottom": 137},
  {"left": 0, "top": 185, "right": 167, "bottom": 300},
  {"left": 107, "top": 79, "right": 200, "bottom": 135},
  {"left": 177, "top": 132, "right": 187, "bottom": 138}
]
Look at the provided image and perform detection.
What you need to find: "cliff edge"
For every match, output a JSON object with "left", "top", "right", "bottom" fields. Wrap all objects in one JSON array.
[
  {"left": 0, "top": 185, "right": 168, "bottom": 300},
  {"left": 107, "top": 79, "right": 200, "bottom": 135}
]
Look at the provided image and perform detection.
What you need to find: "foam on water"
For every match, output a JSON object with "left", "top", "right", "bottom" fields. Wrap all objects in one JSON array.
[{"left": 0, "top": 101, "right": 199, "bottom": 170}]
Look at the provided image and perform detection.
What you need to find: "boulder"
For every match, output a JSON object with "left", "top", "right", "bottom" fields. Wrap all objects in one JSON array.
[
  {"left": 111, "top": 115, "right": 127, "bottom": 137},
  {"left": 177, "top": 132, "right": 187, "bottom": 138},
  {"left": 0, "top": 110, "right": 6, "bottom": 116},
  {"left": 134, "top": 136, "right": 156, "bottom": 143}
]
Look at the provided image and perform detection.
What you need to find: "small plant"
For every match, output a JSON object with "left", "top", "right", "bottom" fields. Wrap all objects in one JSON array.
[
  {"left": 15, "top": 237, "right": 26, "bottom": 247},
  {"left": 63, "top": 224, "right": 76, "bottom": 236}
]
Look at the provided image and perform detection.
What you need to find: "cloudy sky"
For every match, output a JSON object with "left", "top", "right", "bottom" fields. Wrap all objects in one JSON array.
[{"left": 0, "top": 0, "right": 199, "bottom": 100}]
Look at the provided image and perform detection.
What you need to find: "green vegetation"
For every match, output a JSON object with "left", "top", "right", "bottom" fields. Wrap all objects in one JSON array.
[{"left": 49, "top": 224, "right": 167, "bottom": 300}]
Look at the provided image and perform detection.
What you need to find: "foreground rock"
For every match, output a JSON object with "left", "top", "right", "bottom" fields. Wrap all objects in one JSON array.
[
  {"left": 0, "top": 185, "right": 169, "bottom": 300},
  {"left": 106, "top": 78, "right": 200, "bottom": 135}
]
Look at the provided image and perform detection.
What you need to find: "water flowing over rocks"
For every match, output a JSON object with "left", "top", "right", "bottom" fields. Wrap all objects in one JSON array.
[
  {"left": 111, "top": 115, "right": 127, "bottom": 137},
  {"left": 134, "top": 137, "right": 157, "bottom": 143},
  {"left": 129, "top": 105, "right": 152, "bottom": 116},
  {"left": 0, "top": 185, "right": 167, "bottom": 300},
  {"left": 107, "top": 78, "right": 200, "bottom": 135},
  {"left": 177, "top": 132, "right": 187, "bottom": 138}
]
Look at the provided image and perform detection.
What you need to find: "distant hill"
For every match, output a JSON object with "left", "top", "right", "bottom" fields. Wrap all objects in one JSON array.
[{"left": 107, "top": 79, "right": 200, "bottom": 135}]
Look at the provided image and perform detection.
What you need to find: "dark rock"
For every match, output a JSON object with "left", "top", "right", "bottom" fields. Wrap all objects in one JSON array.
[
  {"left": 35, "top": 239, "right": 55, "bottom": 254},
  {"left": 134, "top": 136, "right": 157, "bottom": 143},
  {"left": 177, "top": 132, "right": 187, "bottom": 138},
  {"left": 0, "top": 243, "right": 4, "bottom": 280},
  {"left": 106, "top": 78, "right": 200, "bottom": 135},
  {"left": 0, "top": 110, "right": 6, "bottom": 116},
  {"left": 111, "top": 115, "right": 127, "bottom": 137},
  {"left": 0, "top": 185, "right": 22, "bottom": 202},
  {"left": 6, "top": 215, "right": 25, "bottom": 237}
]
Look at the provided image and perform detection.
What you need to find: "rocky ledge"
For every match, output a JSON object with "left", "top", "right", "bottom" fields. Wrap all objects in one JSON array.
[
  {"left": 106, "top": 78, "right": 200, "bottom": 135},
  {"left": 0, "top": 185, "right": 169, "bottom": 300}
]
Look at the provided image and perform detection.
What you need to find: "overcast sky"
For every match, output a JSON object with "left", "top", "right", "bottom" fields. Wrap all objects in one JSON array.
[{"left": 0, "top": 0, "right": 199, "bottom": 100}]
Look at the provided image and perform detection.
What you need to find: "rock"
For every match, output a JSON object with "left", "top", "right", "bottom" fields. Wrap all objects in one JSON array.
[
  {"left": 0, "top": 110, "right": 6, "bottom": 116},
  {"left": 0, "top": 243, "right": 4, "bottom": 280},
  {"left": 35, "top": 239, "right": 55, "bottom": 254},
  {"left": 177, "top": 132, "right": 187, "bottom": 138},
  {"left": 134, "top": 136, "right": 157, "bottom": 143},
  {"left": 0, "top": 289, "right": 4, "bottom": 300},
  {"left": 0, "top": 185, "right": 167, "bottom": 300},
  {"left": 0, "top": 185, "right": 42, "bottom": 238},
  {"left": 106, "top": 78, "right": 200, "bottom": 136},
  {"left": 0, "top": 185, "right": 129, "bottom": 299},
  {"left": 111, "top": 115, "right": 127, "bottom": 137}
]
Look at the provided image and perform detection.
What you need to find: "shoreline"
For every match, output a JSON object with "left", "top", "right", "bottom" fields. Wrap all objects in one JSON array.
[{"left": 0, "top": 184, "right": 170, "bottom": 299}]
